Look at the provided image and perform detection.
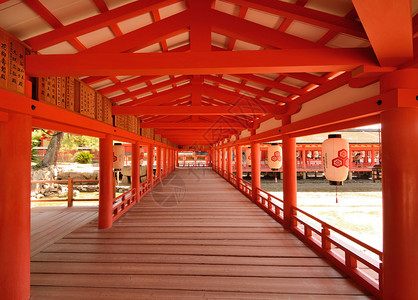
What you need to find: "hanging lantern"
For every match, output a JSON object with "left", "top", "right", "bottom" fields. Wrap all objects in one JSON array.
[
  {"left": 322, "top": 134, "right": 349, "bottom": 185},
  {"left": 246, "top": 148, "right": 251, "bottom": 166},
  {"left": 139, "top": 147, "right": 145, "bottom": 165},
  {"left": 267, "top": 143, "right": 282, "bottom": 170},
  {"left": 113, "top": 143, "right": 125, "bottom": 170}
]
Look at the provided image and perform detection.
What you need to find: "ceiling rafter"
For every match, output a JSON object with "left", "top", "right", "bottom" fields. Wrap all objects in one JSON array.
[
  {"left": 230, "top": 74, "right": 306, "bottom": 96},
  {"left": 98, "top": 76, "right": 159, "bottom": 95},
  {"left": 92, "top": 0, "right": 123, "bottom": 36},
  {"left": 204, "top": 75, "right": 288, "bottom": 103},
  {"left": 210, "top": 9, "right": 323, "bottom": 50},
  {"left": 225, "top": 0, "right": 367, "bottom": 38},
  {"left": 110, "top": 75, "right": 190, "bottom": 103},
  {"left": 120, "top": 84, "right": 193, "bottom": 107},
  {"left": 23, "top": 0, "right": 86, "bottom": 51},
  {"left": 80, "top": 10, "right": 191, "bottom": 54},
  {"left": 24, "top": 0, "right": 182, "bottom": 50},
  {"left": 141, "top": 121, "right": 248, "bottom": 129}
]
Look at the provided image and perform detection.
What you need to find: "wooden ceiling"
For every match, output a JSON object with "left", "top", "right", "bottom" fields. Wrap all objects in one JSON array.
[{"left": 0, "top": 0, "right": 417, "bottom": 146}]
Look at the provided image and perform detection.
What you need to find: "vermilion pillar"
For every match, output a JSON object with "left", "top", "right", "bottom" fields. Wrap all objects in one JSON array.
[
  {"left": 162, "top": 147, "right": 167, "bottom": 176},
  {"left": 131, "top": 142, "right": 140, "bottom": 202},
  {"left": 175, "top": 150, "right": 179, "bottom": 167},
  {"left": 380, "top": 69, "right": 418, "bottom": 300},
  {"left": 227, "top": 147, "right": 233, "bottom": 176},
  {"left": 156, "top": 146, "right": 161, "bottom": 178},
  {"left": 147, "top": 145, "right": 154, "bottom": 187},
  {"left": 251, "top": 143, "right": 260, "bottom": 202},
  {"left": 0, "top": 112, "right": 31, "bottom": 300},
  {"left": 236, "top": 145, "right": 242, "bottom": 188},
  {"left": 283, "top": 130, "right": 297, "bottom": 230},
  {"left": 167, "top": 149, "right": 171, "bottom": 173},
  {"left": 99, "top": 134, "right": 114, "bottom": 229},
  {"left": 221, "top": 148, "right": 226, "bottom": 175}
]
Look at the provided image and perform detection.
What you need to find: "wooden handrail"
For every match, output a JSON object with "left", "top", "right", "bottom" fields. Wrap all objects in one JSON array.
[
  {"left": 216, "top": 167, "right": 382, "bottom": 299},
  {"left": 31, "top": 178, "right": 99, "bottom": 207}
]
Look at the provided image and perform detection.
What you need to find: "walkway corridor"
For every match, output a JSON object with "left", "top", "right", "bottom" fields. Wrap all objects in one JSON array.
[{"left": 30, "top": 169, "right": 373, "bottom": 299}]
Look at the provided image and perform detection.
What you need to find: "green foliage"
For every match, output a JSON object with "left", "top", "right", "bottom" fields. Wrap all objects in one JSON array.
[
  {"left": 31, "top": 130, "right": 43, "bottom": 165},
  {"left": 61, "top": 133, "right": 99, "bottom": 151},
  {"left": 74, "top": 151, "right": 94, "bottom": 164}
]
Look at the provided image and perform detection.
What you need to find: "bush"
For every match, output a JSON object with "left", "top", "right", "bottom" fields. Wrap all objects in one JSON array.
[{"left": 74, "top": 151, "right": 94, "bottom": 164}]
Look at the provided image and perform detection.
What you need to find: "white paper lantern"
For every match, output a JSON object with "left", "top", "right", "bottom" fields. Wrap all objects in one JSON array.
[
  {"left": 322, "top": 134, "right": 349, "bottom": 185},
  {"left": 139, "top": 147, "right": 145, "bottom": 165},
  {"left": 113, "top": 143, "right": 125, "bottom": 170},
  {"left": 267, "top": 143, "right": 282, "bottom": 170},
  {"left": 246, "top": 148, "right": 251, "bottom": 166}
]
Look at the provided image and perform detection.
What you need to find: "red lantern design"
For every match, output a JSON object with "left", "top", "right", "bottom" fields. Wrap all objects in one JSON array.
[
  {"left": 322, "top": 134, "right": 349, "bottom": 185},
  {"left": 268, "top": 144, "right": 282, "bottom": 170}
]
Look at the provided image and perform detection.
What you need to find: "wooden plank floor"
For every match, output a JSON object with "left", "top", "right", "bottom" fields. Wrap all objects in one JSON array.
[
  {"left": 31, "top": 206, "right": 98, "bottom": 257},
  {"left": 30, "top": 169, "right": 374, "bottom": 299}
]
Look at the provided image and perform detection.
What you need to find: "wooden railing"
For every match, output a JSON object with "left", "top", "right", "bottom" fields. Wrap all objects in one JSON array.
[
  {"left": 112, "top": 179, "right": 152, "bottom": 222},
  {"left": 31, "top": 178, "right": 99, "bottom": 207},
  {"left": 215, "top": 167, "right": 382, "bottom": 299},
  {"left": 112, "top": 188, "right": 136, "bottom": 222},
  {"left": 255, "top": 187, "right": 285, "bottom": 224},
  {"left": 291, "top": 206, "right": 382, "bottom": 298}
]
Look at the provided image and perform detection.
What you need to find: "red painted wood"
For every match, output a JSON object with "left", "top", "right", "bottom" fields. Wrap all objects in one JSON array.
[
  {"left": 120, "top": 85, "right": 192, "bottom": 107},
  {"left": 111, "top": 76, "right": 189, "bottom": 103},
  {"left": 380, "top": 70, "right": 418, "bottom": 300},
  {"left": 25, "top": 48, "right": 378, "bottom": 77},
  {"left": 98, "top": 76, "right": 159, "bottom": 95},
  {"left": 353, "top": 0, "right": 414, "bottom": 66},
  {"left": 0, "top": 113, "right": 31, "bottom": 299},
  {"left": 147, "top": 145, "right": 154, "bottom": 186},
  {"left": 113, "top": 104, "right": 286, "bottom": 116},
  {"left": 24, "top": 0, "right": 182, "bottom": 50},
  {"left": 282, "top": 117, "right": 297, "bottom": 230},
  {"left": 250, "top": 142, "right": 260, "bottom": 202},
  {"left": 99, "top": 134, "right": 114, "bottom": 229},
  {"left": 227, "top": 0, "right": 366, "bottom": 38},
  {"left": 210, "top": 9, "right": 323, "bottom": 49},
  {"left": 82, "top": 10, "right": 190, "bottom": 54}
]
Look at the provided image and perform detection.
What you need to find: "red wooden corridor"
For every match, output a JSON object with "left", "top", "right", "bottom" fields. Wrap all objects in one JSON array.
[
  {"left": 0, "top": 0, "right": 417, "bottom": 299},
  {"left": 30, "top": 168, "right": 373, "bottom": 299}
]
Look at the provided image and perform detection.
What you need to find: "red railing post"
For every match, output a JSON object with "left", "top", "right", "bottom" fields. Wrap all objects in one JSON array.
[
  {"left": 345, "top": 252, "right": 357, "bottom": 269},
  {"left": 322, "top": 225, "right": 331, "bottom": 251}
]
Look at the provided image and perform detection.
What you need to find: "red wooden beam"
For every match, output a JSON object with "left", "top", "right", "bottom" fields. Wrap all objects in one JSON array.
[
  {"left": 189, "top": 0, "right": 212, "bottom": 52},
  {"left": 113, "top": 104, "right": 286, "bottom": 115},
  {"left": 92, "top": 0, "right": 123, "bottom": 36},
  {"left": 98, "top": 76, "right": 159, "bottom": 95},
  {"left": 353, "top": 0, "right": 414, "bottom": 66},
  {"left": 210, "top": 9, "right": 322, "bottom": 49},
  {"left": 204, "top": 75, "right": 289, "bottom": 103},
  {"left": 231, "top": 74, "right": 306, "bottom": 95},
  {"left": 120, "top": 85, "right": 192, "bottom": 106},
  {"left": 110, "top": 76, "right": 189, "bottom": 103},
  {"left": 26, "top": 48, "right": 378, "bottom": 76},
  {"left": 141, "top": 121, "right": 247, "bottom": 129},
  {"left": 226, "top": 0, "right": 366, "bottom": 38},
  {"left": 81, "top": 10, "right": 190, "bottom": 54},
  {"left": 23, "top": 0, "right": 86, "bottom": 51},
  {"left": 202, "top": 84, "right": 287, "bottom": 107},
  {"left": 24, "top": 0, "right": 182, "bottom": 50},
  {"left": 282, "top": 73, "right": 329, "bottom": 85}
]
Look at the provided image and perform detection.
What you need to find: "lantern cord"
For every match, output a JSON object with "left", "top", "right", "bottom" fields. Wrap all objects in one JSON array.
[{"left": 335, "top": 185, "right": 338, "bottom": 204}]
